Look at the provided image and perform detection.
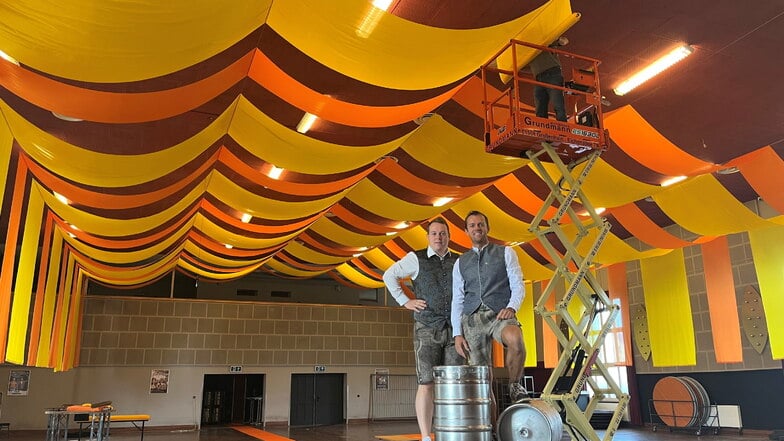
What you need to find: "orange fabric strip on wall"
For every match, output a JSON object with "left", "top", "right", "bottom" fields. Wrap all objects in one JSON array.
[
  {"left": 0, "top": 160, "right": 29, "bottom": 362},
  {"left": 700, "top": 237, "right": 743, "bottom": 363},
  {"left": 492, "top": 340, "right": 505, "bottom": 368}
]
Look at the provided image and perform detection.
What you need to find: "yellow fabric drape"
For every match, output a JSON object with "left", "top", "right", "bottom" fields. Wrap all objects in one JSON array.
[
  {"left": 653, "top": 175, "right": 772, "bottom": 236},
  {"left": 497, "top": 0, "right": 581, "bottom": 83},
  {"left": 520, "top": 281, "right": 537, "bottom": 367},
  {"left": 6, "top": 185, "right": 45, "bottom": 363},
  {"left": 35, "top": 229, "right": 65, "bottom": 367},
  {"left": 0, "top": 0, "right": 272, "bottom": 82},
  {"left": 578, "top": 159, "right": 661, "bottom": 209},
  {"left": 268, "top": 0, "right": 574, "bottom": 90},
  {"left": 334, "top": 263, "right": 384, "bottom": 289},
  {"left": 747, "top": 224, "right": 784, "bottom": 359},
  {"left": 640, "top": 249, "right": 696, "bottom": 366}
]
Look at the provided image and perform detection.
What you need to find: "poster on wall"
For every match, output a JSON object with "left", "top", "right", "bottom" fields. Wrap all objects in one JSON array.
[
  {"left": 374, "top": 368, "right": 389, "bottom": 391},
  {"left": 8, "top": 370, "right": 31, "bottom": 396},
  {"left": 150, "top": 369, "right": 170, "bottom": 394}
]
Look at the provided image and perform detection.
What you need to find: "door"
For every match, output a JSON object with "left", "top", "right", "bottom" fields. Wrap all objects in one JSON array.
[
  {"left": 290, "top": 374, "right": 344, "bottom": 427},
  {"left": 201, "top": 374, "right": 265, "bottom": 426}
]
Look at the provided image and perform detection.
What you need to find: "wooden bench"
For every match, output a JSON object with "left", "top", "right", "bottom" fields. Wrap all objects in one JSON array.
[{"left": 79, "top": 414, "right": 150, "bottom": 441}]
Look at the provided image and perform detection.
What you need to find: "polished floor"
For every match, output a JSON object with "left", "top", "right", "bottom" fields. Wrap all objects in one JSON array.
[{"left": 4, "top": 421, "right": 773, "bottom": 441}]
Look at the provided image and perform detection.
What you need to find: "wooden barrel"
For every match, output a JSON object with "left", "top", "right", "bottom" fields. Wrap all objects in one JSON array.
[{"left": 433, "top": 365, "right": 492, "bottom": 441}]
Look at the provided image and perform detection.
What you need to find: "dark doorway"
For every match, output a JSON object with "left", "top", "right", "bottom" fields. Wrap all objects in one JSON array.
[
  {"left": 290, "top": 374, "right": 345, "bottom": 427},
  {"left": 201, "top": 374, "right": 265, "bottom": 426}
]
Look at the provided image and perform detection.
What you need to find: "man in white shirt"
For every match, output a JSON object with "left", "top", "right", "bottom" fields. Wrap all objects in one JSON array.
[
  {"left": 452, "top": 210, "right": 528, "bottom": 407},
  {"left": 383, "top": 217, "right": 463, "bottom": 441}
]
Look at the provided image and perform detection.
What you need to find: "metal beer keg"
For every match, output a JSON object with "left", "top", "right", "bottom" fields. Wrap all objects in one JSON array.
[
  {"left": 433, "top": 365, "right": 492, "bottom": 441},
  {"left": 496, "top": 400, "right": 563, "bottom": 441}
]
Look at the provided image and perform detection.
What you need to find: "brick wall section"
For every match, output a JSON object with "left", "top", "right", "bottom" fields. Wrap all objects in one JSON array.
[{"left": 80, "top": 300, "right": 415, "bottom": 367}]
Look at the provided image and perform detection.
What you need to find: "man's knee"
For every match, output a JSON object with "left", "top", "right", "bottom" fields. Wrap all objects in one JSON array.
[{"left": 501, "top": 327, "right": 525, "bottom": 352}]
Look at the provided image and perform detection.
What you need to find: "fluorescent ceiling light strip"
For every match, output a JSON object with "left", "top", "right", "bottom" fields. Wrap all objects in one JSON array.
[{"left": 614, "top": 45, "right": 693, "bottom": 96}]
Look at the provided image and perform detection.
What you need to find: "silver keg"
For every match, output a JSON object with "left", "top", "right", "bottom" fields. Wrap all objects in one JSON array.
[
  {"left": 433, "top": 365, "right": 492, "bottom": 441},
  {"left": 496, "top": 400, "right": 563, "bottom": 441}
]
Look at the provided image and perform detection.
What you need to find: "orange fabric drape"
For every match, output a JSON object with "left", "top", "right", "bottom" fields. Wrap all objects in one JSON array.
[
  {"left": 0, "top": 160, "right": 29, "bottom": 362},
  {"left": 607, "top": 262, "right": 633, "bottom": 366},
  {"left": 492, "top": 340, "right": 505, "bottom": 368},
  {"left": 729, "top": 146, "right": 784, "bottom": 215},
  {"left": 701, "top": 237, "right": 743, "bottom": 363}
]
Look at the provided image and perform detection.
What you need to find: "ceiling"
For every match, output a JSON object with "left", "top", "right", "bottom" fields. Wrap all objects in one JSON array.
[{"left": 0, "top": 0, "right": 782, "bottom": 297}]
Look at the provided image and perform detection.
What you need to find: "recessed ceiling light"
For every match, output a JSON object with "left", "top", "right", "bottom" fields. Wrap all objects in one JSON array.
[
  {"left": 296, "top": 113, "right": 318, "bottom": 133},
  {"left": 716, "top": 166, "right": 740, "bottom": 175},
  {"left": 393, "top": 221, "right": 409, "bottom": 229},
  {"left": 268, "top": 165, "right": 284, "bottom": 180},
  {"left": 53, "top": 191, "right": 70, "bottom": 205},
  {"left": 225, "top": 244, "right": 233, "bottom": 249},
  {"left": 433, "top": 197, "right": 453, "bottom": 207},
  {"left": 356, "top": 0, "right": 394, "bottom": 38},
  {"left": 52, "top": 111, "right": 83, "bottom": 122},
  {"left": 0, "top": 50, "right": 19, "bottom": 66},
  {"left": 414, "top": 113, "right": 435, "bottom": 126},
  {"left": 660, "top": 176, "right": 687, "bottom": 187},
  {"left": 240, "top": 213, "right": 252, "bottom": 223}
]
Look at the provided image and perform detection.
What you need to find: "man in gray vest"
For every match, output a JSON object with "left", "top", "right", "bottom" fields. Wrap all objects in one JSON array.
[
  {"left": 451, "top": 210, "right": 528, "bottom": 407},
  {"left": 383, "top": 217, "right": 463, "bottom": 441}
]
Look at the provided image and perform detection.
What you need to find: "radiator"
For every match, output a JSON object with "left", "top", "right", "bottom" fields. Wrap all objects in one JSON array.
[
  {"left": 369, "top": 374, "right": 417, "bottom": 420},
  {"left": 707, "top": 405, "right": 742, "bottom": 432}
]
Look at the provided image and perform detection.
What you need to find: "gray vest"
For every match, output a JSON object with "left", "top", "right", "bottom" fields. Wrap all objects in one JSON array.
[
  {"left": 411, "top": 249, "right": 458, "bottom": 329},
  {"left": 459, "top": 243, "right": 511, "bottom": 314}
]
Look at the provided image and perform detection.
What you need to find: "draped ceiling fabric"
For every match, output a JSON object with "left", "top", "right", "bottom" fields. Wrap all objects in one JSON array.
[{"left": 0, "top": 0, "right": 782, "bottom": 369}]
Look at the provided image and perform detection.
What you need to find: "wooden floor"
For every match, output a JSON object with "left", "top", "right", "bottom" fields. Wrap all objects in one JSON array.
[{"left": 5, "top": 422, "right": 770, "bottom": 441}]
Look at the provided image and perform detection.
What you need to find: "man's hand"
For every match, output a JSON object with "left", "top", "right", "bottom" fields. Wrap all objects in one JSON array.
[
  {"left": 404, "top": 299, "right": 426, "bottom": 312},
  {"left": 454, "top": 335, "right": 470, "bottom": 359},
  {"left": 496, "top": 307, "right": 516, "bottom": 320}
]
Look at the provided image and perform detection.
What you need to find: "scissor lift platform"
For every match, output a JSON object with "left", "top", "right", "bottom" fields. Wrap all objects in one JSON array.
[
  {"left": 486, "top": 113, "right": 608, "bottom": 161},
  {"left": 482, "top": 39, "right": 628, "bottom": 441},
  {"left": 483, "top": 39, "right": 609, "bottom": 162}
]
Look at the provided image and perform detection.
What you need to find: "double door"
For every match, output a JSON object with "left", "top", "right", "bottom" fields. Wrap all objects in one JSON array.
[{"left": 290, "top": 374, "right": 344, "bottom": 427}]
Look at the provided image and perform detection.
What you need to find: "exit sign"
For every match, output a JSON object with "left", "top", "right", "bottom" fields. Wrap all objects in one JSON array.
[{"left": 229, "top": 365, "right": 242, "bottom": 372}]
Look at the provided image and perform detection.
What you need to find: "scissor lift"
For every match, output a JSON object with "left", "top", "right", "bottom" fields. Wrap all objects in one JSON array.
[{"left": 482, "top": 40, "right": 629, "bottom": 441}]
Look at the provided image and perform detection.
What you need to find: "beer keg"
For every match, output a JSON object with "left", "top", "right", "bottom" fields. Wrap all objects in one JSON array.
[
  {"left": 433, "top": 365, "right": 492, "bottom": 441},
  {"left": 496, "top": 400, "right": 563, "bottom": 441}
]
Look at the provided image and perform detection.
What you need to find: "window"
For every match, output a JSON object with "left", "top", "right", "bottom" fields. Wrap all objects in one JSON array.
[{"left": 587, "top": 297, "right": 629, "bottom": 396}]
